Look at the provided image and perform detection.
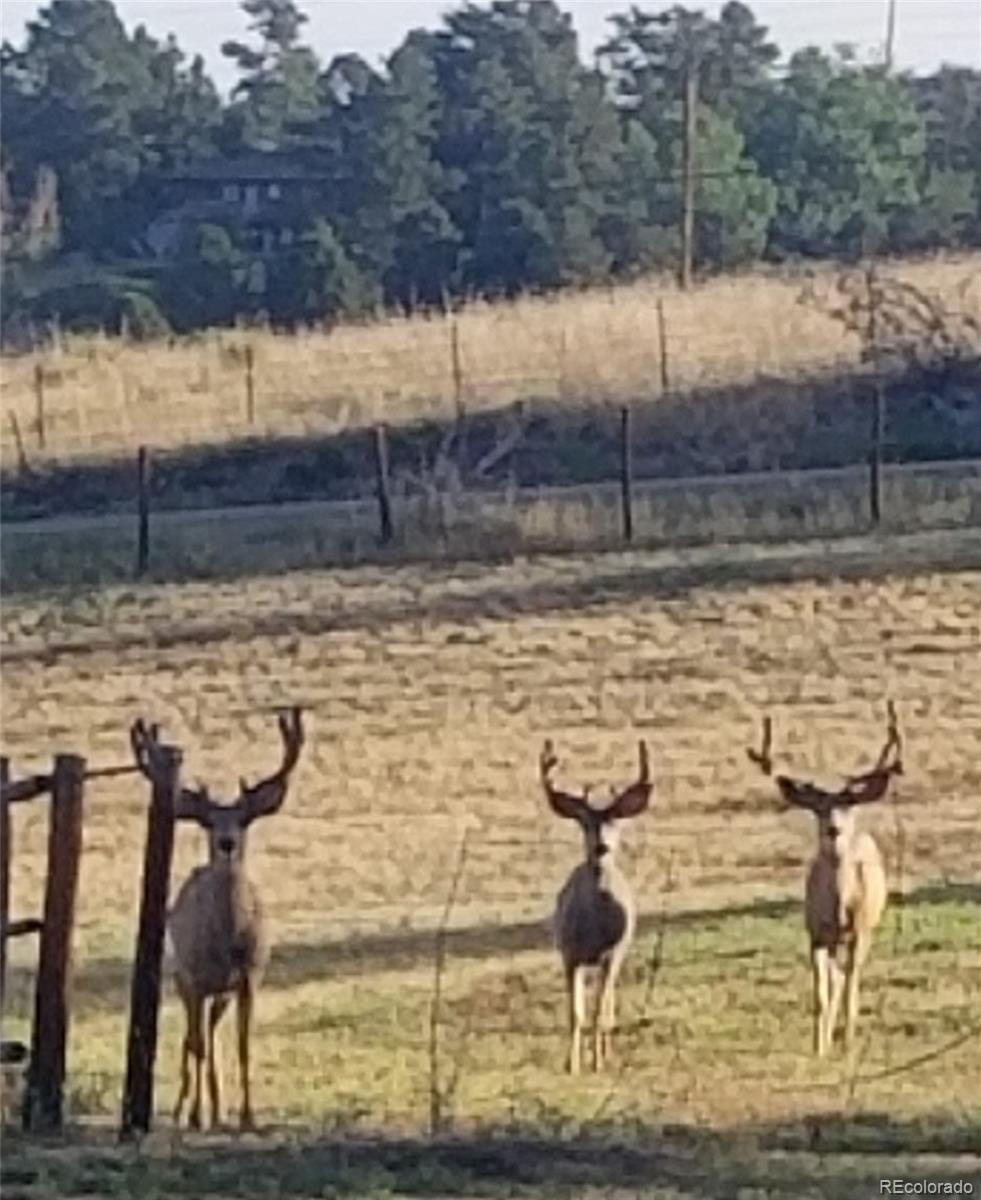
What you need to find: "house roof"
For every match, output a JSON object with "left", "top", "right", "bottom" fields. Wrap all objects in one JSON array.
[{"left": 164, "top": 153, "right": 329, "bottom": 183}]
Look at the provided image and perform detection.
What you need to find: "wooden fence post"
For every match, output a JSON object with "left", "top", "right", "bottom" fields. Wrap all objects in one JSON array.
[
  {"left": 34, "top": 363, "right": 46, "bottom": 451},
  {"left": 136, "top": 446, "right": 150, "bottom": 577},
  {"left": 8, "top": 412, "right": 30, "bottom": 475},
  {"left": 120, "top": 743, "right": 181, "bottom": 1140},
  {"left": 656, "top": 298, "right": 670, "bottom": 395},
  {"left": 23, "top": 754, "right": 85, "bottom": 1134},
  {"left": 450, "top": 321, "right": 464, "bottom": 417},
  {"left": 620, "top": 405, "right": 634, "bottom": 545},
  {"left": 869, "top": 381, "right": 884, "bottom": 526},
  {"left": 372, "top": 424, "right": 394, "bottom": 546},
  {"left": 245, "top": 344, "right": 256, "bottom": 425},
  {"left": 0, "top": 758, "right": 9, "bottom": 1012}
]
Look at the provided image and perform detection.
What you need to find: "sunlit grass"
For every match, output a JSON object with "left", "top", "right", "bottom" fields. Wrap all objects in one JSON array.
[
  {"left": 1, "top": 540, "right": 978, "bottom": 1195},
  {"left": 2, "top": 255, "right": 978, "bottom": 466}
]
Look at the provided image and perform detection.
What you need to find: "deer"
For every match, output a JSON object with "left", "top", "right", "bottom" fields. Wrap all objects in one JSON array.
[
  {"left": 539, "top": 739, "right": 652, "bottom": 1074},
  {"left": 747, "top": 703, "right": 902, "bottom": 1057},
  {"left": 131, "top": 708, "right": 305, "bottom": 1131}
]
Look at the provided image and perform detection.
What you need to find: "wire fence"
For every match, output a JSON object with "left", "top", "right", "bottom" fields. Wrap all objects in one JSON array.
[
  {"left": 2, "top": 785, "right": 977, "bottom": 1135},
  {"left": 2, "top": 253, "right": 979, "bottom": 590},
  {"left": 3, "top": 450, "right": 980, "bottom": 593}
]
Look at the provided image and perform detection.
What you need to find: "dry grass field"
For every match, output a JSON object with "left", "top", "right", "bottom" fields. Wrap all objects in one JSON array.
[
  {"left": 3, "top": 254, "right": 980, "bottom": 467},
  {"left": 2, "top": 530, "right": 980, "bottom": 1196}
]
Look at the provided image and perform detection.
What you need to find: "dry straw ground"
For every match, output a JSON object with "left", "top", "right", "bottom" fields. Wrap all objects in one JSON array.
[
  {"left": 2, "top": 531, "right": 979, "bottom": 1197},
  {"left": 3, "top": 254, "right": 980, "bottom": 466}
]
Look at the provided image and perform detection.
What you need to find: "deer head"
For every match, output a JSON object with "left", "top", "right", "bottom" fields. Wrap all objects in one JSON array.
[
  {"left": 540, "top": 739, "right": 651, "bottom": 869},
  {"left": 131, "top": 708, "right": 305, "bottom": 867},
  {"left": 747, "top": 704, "right": 902, "bottom": 855}
]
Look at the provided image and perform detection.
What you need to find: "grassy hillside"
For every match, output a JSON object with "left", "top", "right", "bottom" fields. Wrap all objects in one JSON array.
[
  {"left": 2, "top": 255, "right": 979, "bottom": 472},
  {"left": 2, "top": 536, "right": 979, "bottom": 1196}
]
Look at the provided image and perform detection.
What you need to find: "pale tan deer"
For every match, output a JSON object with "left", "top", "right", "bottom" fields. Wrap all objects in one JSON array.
[
  {"left": 540, "top": 740, "right": 652, "bottom": 1074},
  {"left": 747, "top": 704, "right": 901, "bottom": 1056},
  {"left": 131, "top": 708, "right": 304, "bottom": 1130}
]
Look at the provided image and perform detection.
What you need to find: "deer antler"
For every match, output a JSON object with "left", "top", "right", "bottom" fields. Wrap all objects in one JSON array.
[
  {"left": 131, "top": 717, "right": 212, "bottom": 823},
  {"left": 540, "top": 739, "right": 559, "bottom": 787},
  {"left": 747, "top": 715, "right": 830, "bottom": 812},
  {"left": 746, "top": 716, "right": 773, "bottom": 777},
  {"left": 604, "top": 740, "right": 653, "bottom": 820},
  {"left": 240, "top": 707, "right": 305, "bottom": 823},
  {"left": 540, "top": 740, "right": 590, "bottom": 821},
  {"left": 840, "top": 701, "right": 903, "bottom": 806}
]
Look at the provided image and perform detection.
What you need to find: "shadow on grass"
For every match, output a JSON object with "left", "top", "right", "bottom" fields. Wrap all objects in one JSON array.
[
  {"left": 4, "top": 356, "right": 979, "bottom": 523},
  {"left": 7, "top": 881, "right": 972, "bottom": 1019},
  {"left": 5, "top": 525, "right": 981, "bottom": 665},
  {"left": 3, "top": 1111, "right": 980, "bottom": 1199}
]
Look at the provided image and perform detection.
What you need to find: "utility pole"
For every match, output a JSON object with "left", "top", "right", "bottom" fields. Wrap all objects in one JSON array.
[
  {"left": 884, "top": 0, "right": 897, "bottom": 72},
  {"left": 679, "top": 55, "right": 699, "bottom": 291}
]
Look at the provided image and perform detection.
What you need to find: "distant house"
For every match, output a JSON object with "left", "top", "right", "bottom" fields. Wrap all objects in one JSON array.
[{"left": 143, "top": 153, "right": 329, "bottom": 259}]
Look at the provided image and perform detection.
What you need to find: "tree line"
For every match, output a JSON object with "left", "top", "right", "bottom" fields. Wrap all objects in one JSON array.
[{"left": 2, "top": 0, "right": 980, "bottom": 339}]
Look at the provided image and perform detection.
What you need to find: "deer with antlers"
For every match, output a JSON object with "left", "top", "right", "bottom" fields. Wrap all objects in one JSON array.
[
  {"left": 747, "top": 704, "right": 902, "bottom": 1057},
  {"left": 131, "top": 708, "right": 305, "bottom": 1130},
  {"left": 539, "top": 739, "right": 652, "bottom": 1074}
]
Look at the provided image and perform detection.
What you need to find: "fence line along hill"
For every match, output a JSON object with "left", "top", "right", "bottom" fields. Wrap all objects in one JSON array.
[{"left": 3, "top": 255, "right": 979, "bottom": 469}]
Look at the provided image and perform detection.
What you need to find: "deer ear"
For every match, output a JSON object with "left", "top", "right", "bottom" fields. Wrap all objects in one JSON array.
[
  {"left": 546, "top": 789, "right": 589, "bottom": 821},
  {"left": 839, "top": 769, "right": 896, "bottom": 807},
  {"left": 604, "top": 782, "right": 651, "bottom": 821},
  {"left": 775, "top": 776, "right": 828, "bottom": 811},
  {"left": 174, "top": 786, "right": 214, "bottom": 826}
]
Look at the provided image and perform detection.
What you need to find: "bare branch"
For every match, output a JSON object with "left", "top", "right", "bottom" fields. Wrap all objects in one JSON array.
[
  {"left": 470, "top": 402, "right": 525, "bottom": 481},
  {"left": 428, "top": 828, "right": 470, "bottom": 1136}
]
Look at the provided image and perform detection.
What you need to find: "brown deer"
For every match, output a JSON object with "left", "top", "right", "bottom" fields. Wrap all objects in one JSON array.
[
  {"left": 747, "top": 704, "right": 901, "bottom": 1056},
  {"left": 131, "top": 708, "right": 304, "bottom": 1130},
  {"left": 540, "top": 740, "right": 652, "bottom": 1074}
]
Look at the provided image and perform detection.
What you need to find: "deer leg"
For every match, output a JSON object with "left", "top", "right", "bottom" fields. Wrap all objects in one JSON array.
[
  {"left": 811, "top": 946, "right": 831, "bottom": 1057},
  {"left": 844, "top": 932, "right": 871, "bottom": 1053},
  {"left": 183, "top": 991, "right": 205, "bottom": 1130},
  {"left": 206, "top": 994, "right": 230, "bottom": 1129},
  {"left": 565, "top": 961, "right": 585, "bottom": 1076},
  {"left": 173, "top": 983, "right": 194, "bottom": 1127},
  {"left": 594, "top": 956, "right": 618, "bottom": 1072},
  {"left": 826, "top": 949, "right": 847, "bottom": 1051},
  {"left": 236, "top": 979, "right": 256, "bottom": 1130}
]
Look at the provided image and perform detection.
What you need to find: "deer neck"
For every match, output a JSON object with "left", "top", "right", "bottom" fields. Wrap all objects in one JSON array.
[
  {"left": 210, "top": 858, "right": 253, "bottom": 931},
  {"left": 814, "top": 835, "right": 862, "bottom": 934},
  {"left": 587, "top": 856, "right": 620, "bottom": 892}
]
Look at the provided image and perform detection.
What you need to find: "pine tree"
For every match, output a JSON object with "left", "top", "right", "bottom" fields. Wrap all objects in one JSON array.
[{"left": 221, "top": 0, "right": 320, "bottom": 151}]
